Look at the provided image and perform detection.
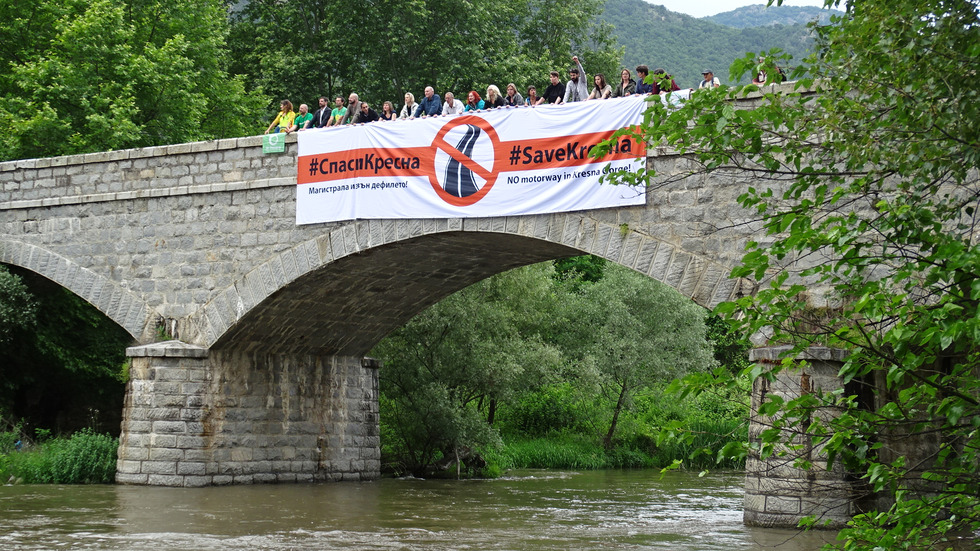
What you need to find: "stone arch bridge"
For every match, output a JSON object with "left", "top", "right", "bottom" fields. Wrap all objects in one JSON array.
[{"left": 1, "top": 85, "right": 849, "bottom": 527}]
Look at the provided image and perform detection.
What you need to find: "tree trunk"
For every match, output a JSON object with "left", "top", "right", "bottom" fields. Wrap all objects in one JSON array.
[{"left": 604, "top": 383, "right": 628, "bottom": 449}]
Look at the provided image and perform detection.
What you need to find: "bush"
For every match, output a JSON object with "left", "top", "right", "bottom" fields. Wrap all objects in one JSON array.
[{"left": 2, "top": 429, "right": 118, "bottom": 484}]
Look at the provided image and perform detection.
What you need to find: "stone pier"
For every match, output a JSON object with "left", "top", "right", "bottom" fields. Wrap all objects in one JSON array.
[
  {"left": 116, "top": 340, "right": 380, "bottom": 487},
  {"left": 743, "top": 345, "right": 856, "bottom": 529}
]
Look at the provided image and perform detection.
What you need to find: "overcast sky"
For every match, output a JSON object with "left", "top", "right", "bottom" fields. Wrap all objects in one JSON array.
[{"left": 652, "top": 0, "right": 830, "bottom": 18}]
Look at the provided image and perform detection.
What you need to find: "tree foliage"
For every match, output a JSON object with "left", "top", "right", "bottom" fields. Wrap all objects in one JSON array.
[
  {"left": 374, "top": 260, "right": 718, "bottom": 474},
  {"left": 607, "top": 0, "right": 980, "bottom": 547},
  {"left": 0, "top": 0, "right": 267, "bottom": 161},
  {"left": 228, "top": 0, "right": 623, "bottom": 113},
  {"left": 0, "top": 267, "right": 132, "bottom": 434}
]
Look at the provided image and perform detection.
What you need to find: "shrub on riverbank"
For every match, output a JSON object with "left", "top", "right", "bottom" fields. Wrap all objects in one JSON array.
[{"left": 0, "top": 429, "right": 118, "bottom": 484}]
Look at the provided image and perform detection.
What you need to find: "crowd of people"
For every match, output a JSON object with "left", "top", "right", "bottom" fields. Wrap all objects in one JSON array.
[{"left": 263, "top": 56, "right": 741, "bottom": 134}]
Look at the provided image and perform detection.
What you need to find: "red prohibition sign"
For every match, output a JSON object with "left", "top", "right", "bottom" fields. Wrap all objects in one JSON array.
[{"left": 428, "top": 115, "right": 502, "bottom": 207}]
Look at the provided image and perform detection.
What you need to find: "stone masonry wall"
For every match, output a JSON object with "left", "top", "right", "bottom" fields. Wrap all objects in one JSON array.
[
  {"left": 743, "top": 346, "right": 855, "bottom": 529},
  {"left": 117, "top": 341, "right": 379, "bottom": 487}
]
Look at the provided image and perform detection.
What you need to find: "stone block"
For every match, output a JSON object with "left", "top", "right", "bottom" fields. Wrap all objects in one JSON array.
[
  {"left": 147, "top": 474, "right": 185, "bottom": 486},
  {"left": 142, "top": 460, "right": 178, "bottom": 475},
  {"left": 177, "top": 462, "right": 207, "bottom": 476}
]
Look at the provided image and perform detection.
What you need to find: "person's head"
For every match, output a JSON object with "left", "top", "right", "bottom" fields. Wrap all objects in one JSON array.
[
  {"left": 348, "top": 93, "right": 359, "bottom": 105},
  {"left": 383, "top": 100, "right": 394, "bottom": 113},
  {"left": 702, "top": 70, "right": 713, "bottom": 80},
  {"left": 594, "top": 74, "right": 606, "bottom": 89},
  {"left": 549, "top": 71, "right": 560, "bottom": 84},
  {"left": 506, "top": 83, "right": 518, "bottom": 97},
  {"left": 360, "top": 102, "right": 370, "bottom": 113},
  {"left": 298, "top": 103, "right": 309, "bottom": 114},
  {"left": 319, "top": 96, "right": 328, "bottom": 108},
  {"left": 621, "top": 69, "right": 631, "bottom": 81},
  {"left": 404, "top": 92, "right": 415, "bottom": 105},
  {"left": 468, "top": 91, "right": 482, "bottom": 104},
  {"left": 445, "top": 92, "right": 455, "bottom": 104},
  {"left": 487, "top": 84, "right": 501, "bottom": 100},
  {"left": 569, "top": 66, "right": 580, "bottom": 82},
  {"left": 424, "top": 86, "right": 434, "bottom": 99},
  {"left": 280, "top": 100, "right": 293, "bottom": 112},
  {"left": 653, "top": 68, "right": 666, "bottom": 76},
  {"left": 635, "top": 65, "right": 649, "bottom": 79},
  {"left": 527, "top": 85, "right": 537, "bottom": 97},
  {"left": 334, "top": 96, "right": 344, "bottom": 107}
]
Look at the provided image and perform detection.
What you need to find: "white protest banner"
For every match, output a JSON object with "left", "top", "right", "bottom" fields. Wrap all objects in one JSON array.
[{"left": 295, "top": 95, "right": 648, "bottom": 225}]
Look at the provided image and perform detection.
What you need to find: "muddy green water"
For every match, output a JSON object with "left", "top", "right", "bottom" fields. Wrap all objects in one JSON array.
[{"left": 0, "top": 470, "right": 838, "bottom": 550}]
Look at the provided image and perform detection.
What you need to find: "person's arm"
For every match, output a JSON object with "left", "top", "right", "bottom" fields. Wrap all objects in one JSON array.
[{"left": 265, "top": 112, "right": 281, "bottom": 134}]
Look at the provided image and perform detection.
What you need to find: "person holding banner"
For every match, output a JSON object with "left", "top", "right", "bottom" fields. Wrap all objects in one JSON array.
[
  {"left": 588, "top": 74, "right": 612, "bottom": 100},
  {"left": 485, "top": 85, "right": 505, "bottom": 109},
  {"left": 341, "top": 93, "right": 363, "bottom": 124},
  {"left": 380, "top": 101, "right": 398, "bottom": 121},
  {"left": 413, "top": 86, "right": 442, "bottom": 118},
  {"left": 563, "top": 56, "right": 588, "bottom": 103},
  {"left": 327, "top": 97, "right": 347, "bottom": 127},
  {"left": 353, "top": 102, "right": 380, "bottom": 123},
  {"left": 504, "top": 83, "right": 524, "bottom": 107},
  {"left": 525, "top": 86, "right": 539, "bottom": 106},
  {"left": 289, "top": 103, "right": 313, "bottom": 132},
  {"left": 464, "top": 91, "right": 485, "bottom": 111},
  {"left": 540, "top": 72, "right": 565, "bottom": 105},
  {"left": 442, "top": 92, "right": 464, "bottom": 115},
  {"left": 613, "top": 69, "right": 636, "bottom": 98},
  {"left": 399, "top": 93, "right": 418, "bottom": 119},
  {"left": 264, "top": 100, "right": 296, "bottom": 134}
]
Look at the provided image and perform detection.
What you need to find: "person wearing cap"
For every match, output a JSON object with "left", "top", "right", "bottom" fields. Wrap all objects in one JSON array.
[
  {"left": 699, "top": 70, "right": 720, "bottom": 89},
  {"left": 563, "top": 55, "right": 589, "bottom": 103}
]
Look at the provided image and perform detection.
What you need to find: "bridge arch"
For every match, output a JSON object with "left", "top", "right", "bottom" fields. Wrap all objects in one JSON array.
[
  {"left": 200, "top": 212, "right": 752, "bottom": 356},
  {"left": 0, "top": 239, "right": 152, "bottom": 340}
]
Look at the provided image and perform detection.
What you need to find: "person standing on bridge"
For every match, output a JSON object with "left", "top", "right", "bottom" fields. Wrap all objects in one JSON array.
[
  {"left": 264, "top": 100, "right": 296, "bottom": 134},
  {"left": 289, "top": 103, "right": 313, "bottom": 133},
  {"left": 327, "top": 97, "right": 347, "bottom": 127},
  {"left": 307, "top": 97, "right": 331, "bottom": 129},
  {"left": 341, "top": 93, "right": 363, "bottom": 125},
  {"left": 563, "top": 56, "right": 588, "bottom": 103},
  {"left": 442, "top": 92, "right": 464, "bottom": 115},
  {"left": 414, "top": 86, "right": 442, "bottom": 118},
  {"left": 635, "top": 65, "right": 653, "bottom": 95},
  {"left": 612, "top": 68, "right": 636, "bottom": 97},
  {"left": 539, "top": 71, "right": 565, "bottom": 105},
  {"left": 699, "top": 70, "right": 720, "bottom": 89}
]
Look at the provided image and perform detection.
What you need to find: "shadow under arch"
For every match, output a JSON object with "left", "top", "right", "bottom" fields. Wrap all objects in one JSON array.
[
  {"left": 0, "top": 239, "right": 152, "bottom": 340},
  {"left": 202, "top": 215, "right": 751, "bottom": 357}
]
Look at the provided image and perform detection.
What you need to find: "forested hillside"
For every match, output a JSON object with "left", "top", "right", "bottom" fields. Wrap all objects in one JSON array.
[
  {"left": 706, "top": 4, "right": 840, "bottom": 28},
  {"left": 601, "top": 0, "right": 818, "bottom": 88}
]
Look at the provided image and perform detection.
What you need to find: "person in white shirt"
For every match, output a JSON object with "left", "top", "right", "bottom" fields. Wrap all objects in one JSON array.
[
  {"left": 699, "top": 69, "right": 721, "bottom": 89},
  {"left": 442, "top": 92, "right": 464, "bottom": 115}
]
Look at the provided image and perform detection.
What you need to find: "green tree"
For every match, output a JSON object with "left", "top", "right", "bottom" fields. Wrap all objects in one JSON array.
[
  {"left": 228, "top": 0, "right": 623, "bottom": 112},
  {"left": 0, "top": 267, "right": 132, "bottom": 434},
  {"left": 0, "top": 266, "right": 36, "bottom": 345},
  {"left": 566, "top": 265, "right": 715, "bottom": 448},
  {"left": 0, "top": 0, "right": 266, "bottom": 161},
  {"left": 373, "top": 263, "right": 563, "bottom": 475},
  {"left": 607, "top": 0, "right": 980, "bottom": 547}
]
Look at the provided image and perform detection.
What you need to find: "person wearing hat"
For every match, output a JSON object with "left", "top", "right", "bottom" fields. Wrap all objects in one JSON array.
[
  {"left": 563, "top": 55, "right": 589, "bottom": 103},
  {"left": 699, "top": 69, "right": 720, "bottom": 89}
]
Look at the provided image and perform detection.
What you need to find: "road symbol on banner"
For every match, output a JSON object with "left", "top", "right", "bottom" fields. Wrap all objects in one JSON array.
[{"left": 429, "top": 116, "right": 501, "bottom": 207}]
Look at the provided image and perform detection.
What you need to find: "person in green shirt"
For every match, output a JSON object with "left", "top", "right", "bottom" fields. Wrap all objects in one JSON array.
[
  {"left": 328, "top": 96, "right": 347, "bottom": 126},
  {"left": 289, "top": 103, "right": 313, "bottom": 132}
]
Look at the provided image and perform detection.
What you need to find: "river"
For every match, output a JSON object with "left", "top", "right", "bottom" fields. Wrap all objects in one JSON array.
[{"left": 0, "top": 469, "right": 838, "bottom": 550}]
